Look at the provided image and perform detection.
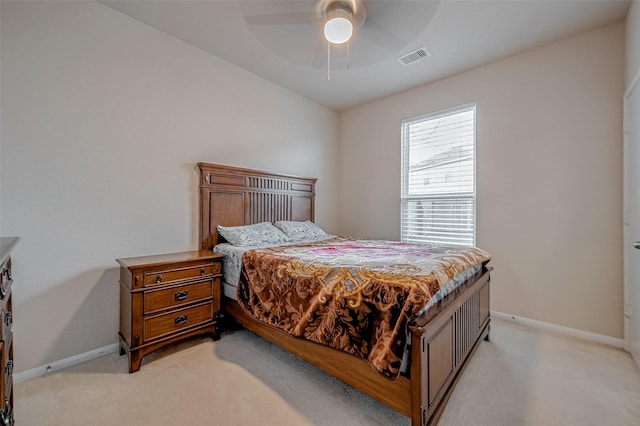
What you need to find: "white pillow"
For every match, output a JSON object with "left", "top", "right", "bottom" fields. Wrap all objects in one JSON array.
[
  {"left": 217, "top": 222, "right": 289, "bottom": 246},
  {"left": 273, "top": 220, "right": 331, "bottom": 241}
]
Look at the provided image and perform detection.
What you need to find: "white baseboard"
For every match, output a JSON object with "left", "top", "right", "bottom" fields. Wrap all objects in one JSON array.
[
  {"left": 12, "top": 312, "right": 625, "bottom": 383},
  {"left": 14, "top": 343, "right": 119, "bottom": 384},
  {"left": 491, "top": 310, "right": 624, "bottom": 348}
]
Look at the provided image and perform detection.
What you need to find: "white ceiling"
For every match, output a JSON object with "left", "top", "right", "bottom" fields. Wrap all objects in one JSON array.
[{"left": 101, "top": 0, "right": 631, "bottom": 111}]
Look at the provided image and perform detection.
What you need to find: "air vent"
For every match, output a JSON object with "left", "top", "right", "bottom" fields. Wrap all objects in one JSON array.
[{"left": 397, "top": 47, "right": 431, "bottom": 66}]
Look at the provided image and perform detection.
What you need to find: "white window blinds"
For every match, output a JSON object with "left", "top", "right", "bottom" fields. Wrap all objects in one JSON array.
[{"left": 401, "top": 103, "right": 476, "bottom": 246}]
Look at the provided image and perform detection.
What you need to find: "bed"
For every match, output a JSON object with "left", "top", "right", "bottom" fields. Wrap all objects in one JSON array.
[{"left": 198, "top": 162, "right": 492, "bottom": 426}]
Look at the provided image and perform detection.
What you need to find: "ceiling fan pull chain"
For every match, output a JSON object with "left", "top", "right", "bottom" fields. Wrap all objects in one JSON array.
[
  {"left": 327, "top": 40, "right": 331, "bottom": 82},
  {"left": 347, "top": 40, "right": 350, "bottom": 70}
]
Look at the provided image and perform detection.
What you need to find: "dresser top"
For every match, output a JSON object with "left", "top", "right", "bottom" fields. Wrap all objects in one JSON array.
[
  {"left": 0, "top": 237, "right": 19, "bottom": 266},
  {"left": 116, "top": 250, "right": 223, "bottom": 270}
]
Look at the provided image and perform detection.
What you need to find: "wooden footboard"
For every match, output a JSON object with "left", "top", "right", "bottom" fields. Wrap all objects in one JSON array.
[
  {"left": 223, "top": 265, "right": 491, "bottom": 426},
  {"left": 409, "top": 265, "right": 491, "bottom": 425}
]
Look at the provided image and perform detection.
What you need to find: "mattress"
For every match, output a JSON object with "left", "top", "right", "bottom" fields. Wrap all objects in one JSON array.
[
  {"left": 215, "top": 239, "right": 482, "bottom": 311},
  {"left": 215, "top": 237, "right": 490, "bottom": 377},
  {"left": 214, "top": 236, "right": 334, "bottom": 300}
]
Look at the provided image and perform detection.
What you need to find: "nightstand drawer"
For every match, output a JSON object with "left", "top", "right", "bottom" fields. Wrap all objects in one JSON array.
[
  {"left": 143, "top": 262, "right": 220, "bottom": 286},
  {"left": 143, "top": 302, "right": 213, "bottom": 341},
  {"left": 144, "top": 279, "right": 213, "bottom": 314}
]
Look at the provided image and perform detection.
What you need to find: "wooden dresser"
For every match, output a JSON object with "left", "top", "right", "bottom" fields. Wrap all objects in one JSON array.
[
  {"left": 0, "top": 237, "right": 18, "bottom": 426},
  {"left": 117, "top": 250, "right": 224, "bottom": 373}
]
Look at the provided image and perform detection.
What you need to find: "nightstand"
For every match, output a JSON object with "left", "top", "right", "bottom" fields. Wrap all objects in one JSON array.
[{"left": 116, "top": 250, "right": 224, "bottom": 373}]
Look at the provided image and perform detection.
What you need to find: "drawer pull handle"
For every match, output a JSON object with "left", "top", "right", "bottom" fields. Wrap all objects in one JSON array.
[
  {"left": 200, "top": 268, "right": 205, "bottom": 276},
  {"left": 5, "top": 360, "right": 12, "bottom": 377},
  {"left": 174, "top": 315, "right": 188, "bottom": 325},
  {"left": 174, "top": 290, "right": 189, "bottom": 301},
  {"left": 0, "top": 396, "right": 11, "bottom": 426},
  {"left": 3, "top": 312, "right": 10, "bottom": 328},
  {"left": 156, "top": 275, "right": 163, "bottom": 283}
]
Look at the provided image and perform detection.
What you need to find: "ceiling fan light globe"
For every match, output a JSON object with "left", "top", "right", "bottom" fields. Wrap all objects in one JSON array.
[{"left": 324, "top": 17, "right": 353, "bottom": 44}]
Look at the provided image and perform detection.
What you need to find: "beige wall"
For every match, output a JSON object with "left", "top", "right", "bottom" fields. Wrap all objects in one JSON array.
[
  {"left": 0, "top": 1, "right": 339, "bottom": 372},
  {"left": 0, "top": 1, "right": 630, "bottom": 374},
  {"left": 338, "top": 23, "right": 625, "bottom": 338},
  {"left": 628, "top": 0, "right": 640, "bottom": 86}
]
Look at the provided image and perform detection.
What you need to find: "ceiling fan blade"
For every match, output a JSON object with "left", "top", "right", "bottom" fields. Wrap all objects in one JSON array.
[
  {"left": 244, "top": 12, "right": 319, "bottom": 26},
  {"left": 360, "top": 1, "right": 393, "bottom": 16},
  {"left": 311, "top": 41, "right": 326, "bottom": 69},
  {"left": 359, "top": 17, "right": 406, "bottom": 51}
]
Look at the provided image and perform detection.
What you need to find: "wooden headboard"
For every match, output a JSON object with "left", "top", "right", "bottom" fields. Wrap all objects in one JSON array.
[{"left": 198, "top": 163, "right": 317, "bottom": 250}]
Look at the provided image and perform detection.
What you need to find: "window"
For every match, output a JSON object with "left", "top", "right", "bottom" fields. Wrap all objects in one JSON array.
[{"left": 401, "top": 103, "right": 476, "bottom": 246}]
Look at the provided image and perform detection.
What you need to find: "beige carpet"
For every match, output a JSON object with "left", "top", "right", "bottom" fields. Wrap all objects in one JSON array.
[{"left": 15, "top": 318, "right": 640, "bottom": 425}]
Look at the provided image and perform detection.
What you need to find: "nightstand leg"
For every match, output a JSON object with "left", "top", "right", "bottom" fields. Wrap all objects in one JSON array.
[
  {"left": 212, "top": 323, "right": 220, "bottom": 341},
  {"left": 211, "top": 312, "right": 221, "bottom": 341},
  {"left": 119, "top": 345, "right": 126, "bottom": 356},
  {"left": 128, "top": 350, "right": 142, "bottom": 373}
]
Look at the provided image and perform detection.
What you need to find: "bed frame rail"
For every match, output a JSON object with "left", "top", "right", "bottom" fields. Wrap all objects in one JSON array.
[{"left": 224, "top": 297, "right": 413, "bottom": 416}]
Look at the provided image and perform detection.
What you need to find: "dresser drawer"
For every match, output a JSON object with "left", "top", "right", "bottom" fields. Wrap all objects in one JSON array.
[
  {"left": 0, "top": 338, "right": 11, "bottom": 406},
  {"left": 144, "top": 279, "right": 214, "bottom": 314},
  {"left": 143, "top": 262, "right": 220, "bottom": 286},
  {"left": 143, "top": 302, "right": 213, "bottom": 342},
  {"left": 0, "top": 257, "right": 11, "bottom": 301},
  {"left": 0, "top": 309, "right": 11, "bottom": 346},
  {"left": 4, "top": 341, "right": 11, "bottom": 405}
]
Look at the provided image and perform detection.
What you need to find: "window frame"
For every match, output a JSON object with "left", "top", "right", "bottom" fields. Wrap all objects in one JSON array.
[{"left": 400, "top": 102, "right": 477, "bottom": 247}]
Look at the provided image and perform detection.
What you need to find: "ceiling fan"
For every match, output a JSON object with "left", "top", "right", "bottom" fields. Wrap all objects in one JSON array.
[{"left": 240, "top": 0, "right": 439, "bottom": 71}]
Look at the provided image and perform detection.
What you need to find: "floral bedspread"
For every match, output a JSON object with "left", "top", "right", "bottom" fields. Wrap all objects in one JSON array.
[{"left": 238, "top": 237, "right": 491, "bottom": 378}]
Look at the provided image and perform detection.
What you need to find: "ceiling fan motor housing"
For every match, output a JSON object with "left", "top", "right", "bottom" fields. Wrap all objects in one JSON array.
[{"left": 320, "top": 0, "right": 366, "bottom": 30}]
